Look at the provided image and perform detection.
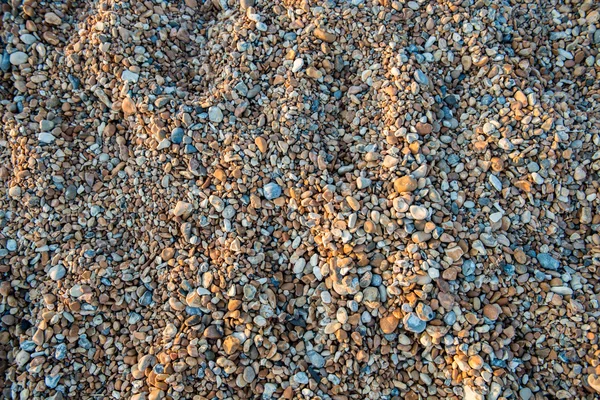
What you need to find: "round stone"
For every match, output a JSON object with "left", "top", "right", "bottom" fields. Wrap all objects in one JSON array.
[{"left": 10, "top": 51, "right": 28, "bottom": 65}]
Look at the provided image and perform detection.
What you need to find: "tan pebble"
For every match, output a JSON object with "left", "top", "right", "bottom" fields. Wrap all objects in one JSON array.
[
  {"left": 394, "top": 176, "right": 417, "bottom": 193},
  {"left": 222, "top": 336, "right": 241, "bottom": 354},
  {"left": 380, "top": 314, "right": 400, "bottom": 334},
  {"left": 313, "top": 28, "right": 336, "bottom": 43},
  {"left": 122, "top": 97, "right": 137, "bottom": 115},
  {"left": 514, "top": 90, "right": 527, "bottom": 104},
  {"left": 468, "top": 355, "right": 484, "bottom": 370},
  {"left": 45, "top": 12, "right": 62, "bottom": 25},
  {"left": 514, "top": 249, "right": 527, "bottom": 264},
  {"left": 160, "top": 248, "right": 175, "bottom": 261},
  {"left": 255, "top": 136, "right": 267, "bottom": 153},
  {"left": 214, "top": 169, "right": 227, "bottom": 182},
  {"left": 587, "top": 374, "right": 600, "bottom": 393},
  {"left": 306, "top": 66, "right": 322, "bottom": 79}
]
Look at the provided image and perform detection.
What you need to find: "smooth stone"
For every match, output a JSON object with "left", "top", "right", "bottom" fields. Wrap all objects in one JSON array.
[
  {"left": 293, "top": 371, "right": 309, "bottom": 385},
  {"left": 356, "top": 177, "right": 371, "bottom": 189},
  {"left": 121, "top": 70, "right": 140, "bottom": 83},
  {"left": 10, "top": 51, "right": 28, "bottom": 65},
  {"left": 173, "top": 201, "right": 193, "bottom": 218},
  {"left": 394, "top": 176, "right": 418, "bottom": 193},
  {"left": 65, "top": 184, "right": 77, "bottom": 200},
  {"left": 403, "top": 312, "right": 426, "bottom": 333},
  {"left": 208, "top": 106, "right": 223, "bottom": 123},
  {"left": 587, "top": 374, "right": 600, "bottom": 393},
  {"left": 307, "top": 350, "right": 325, "bottom": 368},
  {"left": 414, "top": 69, "right": 429, "bottom": 85},
  {"left": 171, "top": 127, "right": 184, "bottom": 144},
  {"left": 292, "top": 58, "right": 304, "bottom": 72},
  {"left": 536, "top": 253, "right": 560, "bottom": 270},
  {"left": 409, "top": 205, "right": 428, "bottom": 220},
  {"left": 464, "top": 385, "right": 483, "bottom": 400},
  {"left": 263, "top": 182, "right": 282, "bottom": 200},
  {"left": 49, "top": 265, "right": 66, "bottom": 281},
  {"left": 6, "top": 239, "right": 16, "bottom": 251},
  {"left": 39, "top": 132, "right": 56, "bottom": 144},
  {"left": 489, "top": 175, "right": 502, "bottom": 191}
]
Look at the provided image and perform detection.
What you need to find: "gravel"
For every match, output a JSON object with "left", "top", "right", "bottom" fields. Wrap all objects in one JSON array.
[{"left": 0, "top": 0, "right": 599, "bottom": 399}]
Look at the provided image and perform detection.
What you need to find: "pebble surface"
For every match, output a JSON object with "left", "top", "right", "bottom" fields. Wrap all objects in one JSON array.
[{"left": 0, "top": 0, "right": 599, "bottom": 399}]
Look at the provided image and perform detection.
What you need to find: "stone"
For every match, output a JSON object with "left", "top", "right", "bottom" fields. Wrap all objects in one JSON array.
[
  {"left": 403, "top": 312, "right": 426, "bottom": 333},
  {"left": 173, "top": 201, "right": 193, "bottom": 218},
  {"left": 307, "top": 350, "right": 325, "bottom": 368},
  {"left": 38, "top": 132, "right": 56, "bottom": 144},
  {"left": 587, "top": 374, "right": 600, "bottom": 393},
  {"left": 313, "top": 28, "right": 336, "bottom": 43},
  {"left": 356, "top": 177, "right": 371, "bottom": 189},
  {"left": 464, "top": 385, "right": 483, "bottom": 400},
  {"left": 223, "top": 336, "right": 240, "bottom": 355},
  {"left": 255, "top": 136, "right": 267, "bottom": 153},
  {"left": 121, "top": 70, "right": 140, "bottom": 83},
  {"left": 263, "top": 182, "right": 282, "bottom": 200},
  {"left": 483, "top": 304, "right": 500, "bottom": 321},
  {"left": 409, "top": 205, "right": 428, "bottom": 220},
  {"left": 415, "top": 122, "right": 432, "bottom": 135},
  {"left": 208, "top": 106, "right": 223, "bottom": 123},
  {"left": 394, "top": 176, "right": 418, "bottom": 193},
  {"left": 45, "top": 12, "right": 62, "bottom": 25},
  {"left": 382, "top": 155, "right": 399, "bottom": 168},
  {"left": 414, "top": 69, "right": 429, "bottom": 85},
  {"left": 122, "top": 97, "right": 137, "bottom": 114},
  {"left": 292, "top": 58, "right": 304, "bottom": 73},
  {"left": 170, "top": 127, "right": 184, "bottom": 144},
  {"left": 49, "top": 265, "right": 66, "bottom": 281},
  {"left": 10, "top": 51, "right": 28, "bottom": 66},
  {"left": 537, "top": 253, "right": 560, "bottom": 270}
]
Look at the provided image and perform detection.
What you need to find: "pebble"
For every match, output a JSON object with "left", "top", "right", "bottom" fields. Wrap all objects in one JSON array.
[
  {"left": 263, "top": 182, "right": 282, "bottom": 200},
  {"left": 255, "top": 136, "right": 267, "bottom": 153},
  {"left": 292, "top": 58, "right": 304, "bottom": 73},
  {"left": 9, "top": 51, "right": 28, "bottom": 65},
  {"left": 587, "top": 374, "right": 600, "bottom": 393},
  {"left": 307, "top": 350, "right": 325, "bottom": 368},
  {"left": 38, "top": 132, "right": 56, "bottom": 144},
  {"left": 45, "top": 12, "right": 62, "bottom": 25},
  {"left": 409, "top": 205, "right": 428, "bottom": 220},
  {"left": 170, "top": 127, "right": 184, "bottom": 144},
  {"left": 403, "top": 313, "right": 426, "bottom": 333},
  {"left": 121, "top": 69, "right": 140, "bottom": 83},
  {"left": 537, "top": 253, "right": 560, "bottom": 270},
  {"left": 48, "top": 265, "right": 66, "bottom": 281},
  {"left": 394, "top": 176, "right": 418, "bottom": 193},
  {"left": 208, "top": 106, "right": 223, "bottom": 123}
]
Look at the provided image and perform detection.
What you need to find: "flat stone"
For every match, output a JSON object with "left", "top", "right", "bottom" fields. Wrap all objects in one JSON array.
[
  {"left": 208, "top": 106, "right": 223, "bottom": 123},
  {"left": 39, "top": 132, "right": 56, "bottom": 144},
  {"left": 48, "top": 265, "right": 66, "bottom": 281},
  {"left": 121, "top": 70, "right": 140, "bottom": 83},
  {"left": 9, "top": 51, "right": 28, "bottom": 66},
  {"left": 537, "top": 253, "right": 560, "bottom": 270},
  {"left": 263, "top": 182, "right": 282, "bottom": 200},
  {"left": 394, "top": 176, "right": 418, "bottom": 193}
]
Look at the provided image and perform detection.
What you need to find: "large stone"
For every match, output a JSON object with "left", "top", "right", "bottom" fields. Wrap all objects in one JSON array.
[
  {"left": 394, "top": 176, "right": 417, "bottom": 193},
  {"left": 10, "top": 52, "right": 28, "bottom": 65},
  {"left": 380, "top": 314, "right": 400, "bottom": 334}
]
